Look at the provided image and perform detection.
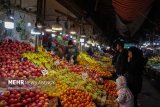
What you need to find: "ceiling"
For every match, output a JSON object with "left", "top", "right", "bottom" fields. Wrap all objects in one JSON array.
[
  {"left": 1, "top": 0, "right": 160, "bottom": 44},
  {"left": 57, "top": 0, "right": 160, "bottom": 43}
]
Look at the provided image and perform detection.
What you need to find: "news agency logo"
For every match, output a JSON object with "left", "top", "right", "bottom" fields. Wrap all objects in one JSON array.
[{"left": 8, "top": 80, "right": 25, "bottom": 85}]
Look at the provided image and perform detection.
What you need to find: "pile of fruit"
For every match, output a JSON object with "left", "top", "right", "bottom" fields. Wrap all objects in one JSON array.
[
  {"left": 101, "top": 56, "right": 111, "bottom": 62},
  {"left": 0, "top": 58, "right": 42, "bottom": 78},
  {"left": 23, "top": 50, "right": 54, "bottom": 70},
  {"left": 78, "top": 53, "right": 112, "bottom": 78},
  {"left": 41, "top": 69, "right": 106, "bottom": 99},
  {"left": 60, "top": 88, "right": 95, "bottom": 107},
  {"left": 0, "top": 40, "right": 34, "bottom": 62},
  {"left": 0, "top": 90, "right": 53, "bottom": 107},
  {"left": 103, "top": 80, "right": 117, "bottom": 97},
  {"left": 148, "top": 56, "right": 160, "bottom": 65}
]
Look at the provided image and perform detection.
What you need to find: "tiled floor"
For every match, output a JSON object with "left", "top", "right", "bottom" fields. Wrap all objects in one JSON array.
[{"left": 138, "top": 77, "right": 160, "bottom": 107}]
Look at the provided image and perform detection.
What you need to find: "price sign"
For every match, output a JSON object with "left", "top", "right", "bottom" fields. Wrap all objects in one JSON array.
[
  {"left": 81, "top": 72, "right": 88, "bottom": 80},
  {"left": 41, "top": 70, "right": 48, "bottom": 75},
  {"left": 54, "top": 60, "right": 60, "bottom": 66},
  {"left": 0, "top": 89, "right": 9, "bottom": 96},
  {"left": 101, "top": 95, "right": 107, "bottom": 103}
]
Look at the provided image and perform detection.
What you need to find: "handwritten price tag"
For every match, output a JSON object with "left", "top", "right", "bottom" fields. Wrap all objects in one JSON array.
[
  {"left": 41, "top": 70, "right": 48, "bottom": 75},
  {"left": 81, "top": 72, "right": 88, "bottom": 80},
  {"left": 101, "top": 95, "right": 107, "bottom": 102},
  {"left": 54, "top": 60, "right": 60, "bottom": 66}
]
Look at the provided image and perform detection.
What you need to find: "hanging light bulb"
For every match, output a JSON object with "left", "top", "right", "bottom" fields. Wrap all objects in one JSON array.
[
  {"left": 37, "top": 23, "right": 42, "bottom": 28},
  {"left": 52, "top": 17, "right": 63, "bottom": 31},
  {"left": 4, "top": 17, "right": 14, "bottom": 29},
  {"left": 70, "top": 24, "right": 76, "bottom": 35},
  {"left": 45, "top": 25, "right": 52, "bottom": 32},
  {"left": 80, "top": 25, "right": 86, "bottom": 37},
  {"left": 31, "top": 27, "right": 41, "bottom": 35},
  {"left": 45, "top": 28, "right": 52, "bottom": 32}
]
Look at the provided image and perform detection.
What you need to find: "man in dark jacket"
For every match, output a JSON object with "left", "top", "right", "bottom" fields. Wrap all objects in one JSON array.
[
  {"left": 65, "top": 40, "right": 79, "bottom": 64},
  {"left": 115, "top": 40, "right": 128, "bottom": 76}
]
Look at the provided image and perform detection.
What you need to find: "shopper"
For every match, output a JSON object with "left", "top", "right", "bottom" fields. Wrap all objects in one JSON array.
[
  {"left": 54, "top": 45, "right": 63, "bottom": 58},
  {"left": 87, "top": 47, "right": 94, "bottom": 56},
  {"left": 65, "top": 40, "right": 79, "bottom": 64},
  {"left": 116, "top": 76, "right": 134, "bottom": 107},
  {"left": 115, "top": 40, "right": 128, "bottom": 76},
  {"left": 126, "top": 47, "right": 146, "bottom": 107}
]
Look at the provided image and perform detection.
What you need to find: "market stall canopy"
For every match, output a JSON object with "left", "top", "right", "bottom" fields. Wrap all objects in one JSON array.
[
  {"left": 113, "top": 0, "right": 154, "bottom": 37},
  {"left": 112, "top": 0, "right": 154, "bottom": 22}
]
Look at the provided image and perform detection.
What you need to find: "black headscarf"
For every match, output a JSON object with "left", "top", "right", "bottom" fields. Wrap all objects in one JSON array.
[{"left": 128, "top": 47, "right": 143, "bottom": 62}]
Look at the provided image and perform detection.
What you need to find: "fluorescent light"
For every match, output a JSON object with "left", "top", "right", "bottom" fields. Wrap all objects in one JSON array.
[
  {"left": 31, "top": 27, "right": 41, "bottom": 35},
  {"left": 81, "top": 43, "right": 84, "bottom": 46},
  {"left": 10, "top": 16, "right": 14, "bottom": 19},
  {"left": 70, "top": 31, "right": 76, "bottom": 35},
  {"left": 106, "top": 46, "right": 110, "bottom": 49},
  {"left": 80, "top": 38, "right": 84, "bottom": 42},
  {"left": 51, "top": 34, "right": 56, "bottom": 37},
  {"left": 42, "top": 32, "right": 44, "bottom": 35},
  {"left": 27, "top": 22, "right": 31, "bottom": 27},
  {"left": 52, "top": 23, "right": 63, "bottom": 31},
  {"left": 45, "top": 28, "right": 52, "bottom": 32},
  {"left": 81, "top": 35, "right": 86, "bottom": 37},
  {"left": 37, "top": 25, "right": 42, "bottom": 28}
]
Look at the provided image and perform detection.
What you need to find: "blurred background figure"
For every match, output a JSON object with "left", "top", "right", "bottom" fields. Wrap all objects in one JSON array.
[
  {"left": 65, "top": 40, "right": 79, "bottom": 64},
  {"left": 54, "top": 44, "right": 63, "bottom": 58},
  {"left": 86, "top": 47, "right": 94, "bottom": 56}
]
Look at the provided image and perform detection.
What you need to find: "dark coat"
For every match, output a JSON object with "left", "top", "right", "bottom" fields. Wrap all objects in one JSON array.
[
  {"left": 65, "top": 45, "right": 79, "bottom": 64},
  {"left": 115, "top": 49, "right": 128, "bottom": 75},
  {"left": 126, "top": 47, "right": 145, "bottom": 94}
]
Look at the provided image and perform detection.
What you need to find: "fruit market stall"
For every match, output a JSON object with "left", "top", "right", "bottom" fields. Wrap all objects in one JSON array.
[
  {"left": 146, "top": 56, "right": 160, "bottom": 84},
  {"left": 0, "top": 39, "right": 118, "bottom": 107}
]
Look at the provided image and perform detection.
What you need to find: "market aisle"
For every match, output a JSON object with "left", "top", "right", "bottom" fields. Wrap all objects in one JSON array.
[{"left": 138, "top": 77, "right": 160, "bottom": 107}]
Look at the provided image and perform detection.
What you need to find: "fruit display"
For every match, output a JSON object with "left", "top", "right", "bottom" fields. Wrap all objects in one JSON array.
[
  {"left": 41, "top": 69, "right": 106, "bottom": 99},
  {"left": 101, "top": 56, "right": 112, "bottom": 62},
  {"left": 23, "top": 50, "right": 54, "bottom": 70},
  {"left": 148, "top": 56, "right": 160, "bottom": 65},
  {"left": 0, "top": 90, "right": 52, "bottom": 107},
  {"left": 0, "top": 39, "right": 120, "bottom": 106},
  {"left": 60, "top": 88, "right": 96, "bottom": 107},
  {"left": 0, "top": 60, "right": 42, "bottom": 77},
  {"left": 0, "top": 40, "right": 34, "bottom": 62},
  {"left": 78, "top": 53, "right": 112, "bottom": 78},
  {"left": 103, "top": 80, "right": 117, "bottom": 97},
  {"left": 34, "top": 75, "right": 68, "bottom": 97}
]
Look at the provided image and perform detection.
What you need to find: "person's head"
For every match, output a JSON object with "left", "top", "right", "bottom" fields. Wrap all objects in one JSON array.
[
  {"left": 115, "top": 40, "right": 124, "bottom": 52},
  {"left": 68, "top": 40, "right": 74, "bottom": 47},
  {"left": 116, "top": 76, "right": 127, "bottom": 90},
  {"left": 128, "top": 47, "right": 142, "bottom": 61}
]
